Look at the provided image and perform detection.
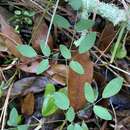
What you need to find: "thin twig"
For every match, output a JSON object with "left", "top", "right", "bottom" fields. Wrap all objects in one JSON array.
[
  {"left": 1, "top": 84, "right": 13, "bottom": 130},
  {"left": 110, "top": 99, "right": 118, "bottom": 130},
  {"left": 45, "top": 0, "right": 60, "bottom": 46}
]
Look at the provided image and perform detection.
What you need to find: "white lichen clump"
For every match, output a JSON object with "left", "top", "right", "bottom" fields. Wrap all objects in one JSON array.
[{"left": 82, "top": 0, "right": 128, "bottom": 25}]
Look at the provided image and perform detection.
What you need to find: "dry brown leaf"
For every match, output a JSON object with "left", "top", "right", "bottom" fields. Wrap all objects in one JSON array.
[
  {"left": 98, "top": 23, "right": 115, "bottom": 51},
  {"left": 0, "top": 14, "right": 23, "bottom": 59},
  {"left": 47, "top": 64, "right": 68, "bottom": 77},
  {"left": 52, "top": 74, "right": 66, "bottom": 86},
  {"left": 7, "top": 77, "right": 56, "bottom": 96},
  {"left": 68, "top": 52, "right": 93, "bottom": 111},
  {"left": 17, "top": 58, "right": 40, "bottom": 73},
  {"left": 21, "top": 92, "right": 35, "bottom": 115},
  {"left": 32, "top": 15, "right": 53, "bottom": 50},
  {"left": 46, "top": 64, "right": 69, "bottom": 85}
]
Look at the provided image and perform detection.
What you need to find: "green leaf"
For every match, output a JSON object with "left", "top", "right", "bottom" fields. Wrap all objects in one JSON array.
[
  {"left": 102, "top": 77, "right": 123, "bottom": 98},
  {"left": 93, "top": 105, "right": 112, "bottom": 120},
  {"left": 44, "top": 83, "right": 55, "bottom": 96},
  {"left": 68, "top": 0, "right": 82, "bottom": 10},
  {"left": 69, "top": 60, "right": 84, "bottom": 75},
  {"left": 7, "top": 108, "right": 19, "bottom": 126},
  {"left": 110, "top": 43, "right": 127, "bottom": 59},
  {"left": 53, "top": 92, "right": 70, "bottom": 110},
  {"left": 60, "top": 44, "right": 71, "bottom": 59},
  {"left": 42, "top": 96, "right": 58, "bottom": 116},
  {"left": 17, "top": 45, "right": 37, "bottom": 58},
  {"left": 74, "top": 124, "right": 83, "bottom": 130},
  {"left": 78, "top": 32, "right": 96, "bottom": 54},
  {"left": 66, "top": 107, "right": 75, "bottom": 122},
  {"left": 93, "top": 88, "right": 99, "bottom": 101},
  {"left": 81, "top": 121, "right": 89, "bottom": 130},
  {"left": 115, "top": 45, "right": 127, "bottom": 59},
  {"left": 67, "top": 124, "right": 74, "bottom": 130},
  {"left": 40, "top": 40, "right": 51, "bottom": 57},
  {"left": 84, "top": 83, "right": 95, "bottom": 103},
  {"left": 36, "top": 59, "right": 49, "bottom": 74},
  {"left": 17, "top": 125, "right": 28, "bottom": 130},
  {"left": 53, "top": 14, "right": 70, "bottom": 29},
  {"left": 74, "top": 35, "right": 86, "bottom": 47},
  {"left": 75, "top": 19, "right": 94, "bottom": 31}
]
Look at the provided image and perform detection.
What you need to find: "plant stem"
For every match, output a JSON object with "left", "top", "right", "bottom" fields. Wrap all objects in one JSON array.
[
  {"left": 110, "top": 25, "right": 126, "bottom": 63},
  {"left": 60, "top": 120, "right": 66, "bottom": 130}
]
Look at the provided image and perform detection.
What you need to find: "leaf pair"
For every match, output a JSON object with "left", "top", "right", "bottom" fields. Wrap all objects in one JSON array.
[
  {"left": 59, "top": 44, "right": 85, "bottom": 75},
  {"left": 17, "top": 41, "right": 50, "bottom": 74},
  {"left": 84, "top": 77, "right": 123, "bottom": 120},
  {"left": 42, "top": 84, "right": 70, "bottom": 116},
  {"left": 7, "top": 108, "right": 28, "bottom": 130},
  {"left": 67, "top": 122, "right": 88, "bottom": 130}
]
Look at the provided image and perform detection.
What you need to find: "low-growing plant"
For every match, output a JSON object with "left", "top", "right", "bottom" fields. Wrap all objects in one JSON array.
[
  {"left": 10, "top": 9, "right": 35, "bottom": 33},
  {"left": 41, "top": 77, "right": 123, "bottom": 130},
  {"left": 7, "top": 107, "right": 28, "bottom": 130},
  {"left": 15, "top": 0, "right": 126, "bottom": 129}
]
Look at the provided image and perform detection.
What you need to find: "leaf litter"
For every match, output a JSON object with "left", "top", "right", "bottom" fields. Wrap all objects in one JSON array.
[{"left": 1, "top": 1, "right": 130, "bottom": 130}]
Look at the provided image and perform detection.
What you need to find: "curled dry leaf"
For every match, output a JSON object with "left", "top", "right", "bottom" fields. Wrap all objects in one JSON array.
[
  {"left": 32, "top": 15, "right": 53, "bottom": 50},
  {"left": 47, "top": 64, "right": 69, "bottom": 85},
  {"left": 21, "top": 92, "right": 35, "bottom": 115},
  {"left": 17, "top": 58, "right": 40, "bottom": 73},
  {"left": 51, "top": 74, "right": 66, "bottom": 86},
  {"left": 98, "top": 23, "right": 115, "bottom": 51},
  {"left": 68, "top": 52, "right": 93, "bottom": 111},
  {"left": 47, "top": 64, "right": 68, "bottom": 77},
  {"left": 18, "top": 61, "right": 68, "bottom": 85},
  {"left": 4, "top": 77, "right": 57, "bottom": 97},
  {"left": 0, "top": 14, "right": 23, "bottom": 59}
]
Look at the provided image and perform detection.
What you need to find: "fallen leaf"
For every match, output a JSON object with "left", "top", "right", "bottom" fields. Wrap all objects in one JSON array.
[
  {"left": 47, "top": 64, "right": 69, "bottom": 85},
  {"left": 52, "top": 74, "right": 66, "bottom": 86},
  {"left": 5, "top": 77, "right": 57, "bottom": 96},
  {"left": 17, "top": 59, "right": 40, "bottom": 73},
  {"left": 68, "top": 52, "right": 93, "bottom": 110},
  {"left": 32, "top": 15, "right": 53, "bottom": 51},
  {"left": 98, "top": 23, "right": 115, "bottom": 51},
  {"left": 47, "top": 64, "right": 68, "bottom": 77},
  {"left": 0, "top": 14, "right": 23, "bottom": 58},
  {"left": 21, "top": 92, "right": 35, "bottom": 115}
]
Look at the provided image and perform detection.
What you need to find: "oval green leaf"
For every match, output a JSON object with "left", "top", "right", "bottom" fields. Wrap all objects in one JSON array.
[
  {"left": 81, "top": 121, "right": 89, "bottom": 130},
  {"left": 18, "top": 125, "right": 28, "bottom": 130},
  {"left": 67, "top": 124, "right": 74, "bottom": 130},
  {"left": 7, "top": 108, "right": 19, "bottom": 126},
  {"left": 78, "top": 32, "right": 96, "bottom": 54},
  {"left": 40, "top": 40, "right": 51, "bottom": 57},
  {"left": 42, "top": 96, "right": 58, "bottom": 116},
  {"left": 75, "top": 19, "right": 94, "bottom": 32},
  {"left": 53, "top": 14, "right": 70, "bottom": 29},
  {"left": 74, "top": 124, "right": 83, "bottom": 130},
  {"left": 66, "top": 107, "right": 75, "bottom": 122},
  {"left": 93, "top": 105, "right": 112, "bottom": 120},
  {"left": 69, "top": 60, "right": 84, "bottom": 75},
  {"left": 53, "top": 92, "right": 70, "bottom": 110},
  {"left": 84, "top": 83, "right": 95, "bottom": 103},
  {"left": 68, "top": 0, "right": 82, "bottom": 10},
  {"left": 17, "top": 45, "right": 37, "bottom": 58},
  {"left": 60, "top": 44, "right": 71, "bottom": 59},
  {"left": 44, "top": 83, "right": 55, "bottom": 96},
  {"left": 36, "top": 59, "right": 49, "bottom": 74},
  {"left": 102, "top": 77, "right": 123, "bottom": 98}
]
